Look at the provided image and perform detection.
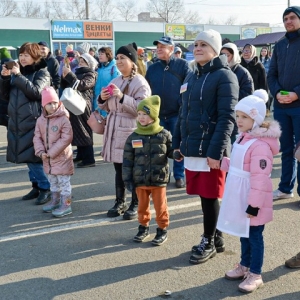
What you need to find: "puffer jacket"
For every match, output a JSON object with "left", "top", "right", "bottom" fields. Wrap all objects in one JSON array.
[
  {"left": 61, "top": 66, "right": 97, "bottom": 146},
  {"left": 145, "top": 56, "right": 191, "bottom": 118},
  {"left": 221, "top": 121, "right": 281, "bottom": 225},
  {"left": 33, "top": 103, "right": 74, "bottom": 175},
  {"left": 267, "top": 29, "right": 300, "bottom": 109},
  {"left": 45, "top": 52, "right": 60, "bottom": 90},
  {"left": 173, "top": 55, "right": 239, "bottom": 160},
  {"left": 93, "top": 59, "right": 120, "bottom": 110},
  {"left": 241, "top": 56, "right": 268, "bottom": 91},
  {"left": 0, "top": 59, "right": 51, "bottom": 163},
  {"left": 123, "top": 129, "right": 173, "bottom": 187},
  {"left": 99, "top": 74, "right": 151, "bottom": 163}
]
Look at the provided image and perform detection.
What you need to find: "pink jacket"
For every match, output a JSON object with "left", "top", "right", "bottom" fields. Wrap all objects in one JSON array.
[
  {"left": 99, "top": 74, "right": 151, "bottom": 163},
  {"left": 33, "top": 103, "right": 74, "bottom": 176},
  {"left": 221, "top": 120, "right": 281, "bottom": 226}
]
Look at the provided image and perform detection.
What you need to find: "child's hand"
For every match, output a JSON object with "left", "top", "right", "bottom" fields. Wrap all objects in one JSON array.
[
  {"left": 173, "top": 149, "right": 184, "bottom": 162},
  {"left": 247, "top": 214, "right": 254, "bottom": 218},
  {"left": 41, "top": 153, "right": 49, "bottom": 161}
]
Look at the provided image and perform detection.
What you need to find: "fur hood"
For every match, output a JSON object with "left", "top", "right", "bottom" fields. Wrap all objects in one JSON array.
[{"left": 239, "top": 120, "right": 281, "bottom": 155}]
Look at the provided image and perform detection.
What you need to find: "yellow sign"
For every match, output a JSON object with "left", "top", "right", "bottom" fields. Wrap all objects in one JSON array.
[{"left": 165, "top": 24, "right": 185, "bottom": 40}]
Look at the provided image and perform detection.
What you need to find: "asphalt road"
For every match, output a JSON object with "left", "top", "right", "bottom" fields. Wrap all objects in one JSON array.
[{"left": 0, "top": 125, "right": 300, "bottom": 300}]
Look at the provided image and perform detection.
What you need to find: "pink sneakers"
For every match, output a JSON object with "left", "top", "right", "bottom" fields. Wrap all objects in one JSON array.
[
  {"left": 225, "top": 264, "right": 249, "bottom": 280},
  {"left": 238, "top": 272, "right": 264, "bottom": 293}
]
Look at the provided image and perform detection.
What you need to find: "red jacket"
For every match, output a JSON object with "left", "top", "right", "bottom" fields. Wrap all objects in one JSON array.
[{"left": 33, "top": 103, "right": 74, "bottom": 175}]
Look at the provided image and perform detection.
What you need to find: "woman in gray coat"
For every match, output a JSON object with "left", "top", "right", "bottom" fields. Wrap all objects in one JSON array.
[{"left": 0, "top": 42, "right": 52, "bottom": 204}]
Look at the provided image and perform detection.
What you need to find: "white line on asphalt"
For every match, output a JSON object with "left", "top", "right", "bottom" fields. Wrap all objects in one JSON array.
[{"left": 0, "top": 202, "right": 198, "bottom": 242}]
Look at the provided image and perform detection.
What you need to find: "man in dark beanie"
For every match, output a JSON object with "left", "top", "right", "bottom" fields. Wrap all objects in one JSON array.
[
  {"left": 267, "top": 6, "right": 300, "bottom": 268},
  {"left": 38, "top": 41, "right": 60, "bottom": 91}
]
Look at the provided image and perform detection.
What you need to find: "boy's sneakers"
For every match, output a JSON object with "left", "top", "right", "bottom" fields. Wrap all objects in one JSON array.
[
  {"left": 225, "top": 264, "right": 249, "bottom": 280},
  {"left": 273, "top": 189, "right": 294, "bottom": 200},
  {"left": 151, "top": 228, "right": 168, "bottom": 246},
  {"left": 238, "top": 272, "right": 263, "bottom": 293},
  {"left": 285, "top": 252, "right": 300, "bottom": 268},
  {"left": 133, "top": 225, "right": 150, "bottom": 242}
]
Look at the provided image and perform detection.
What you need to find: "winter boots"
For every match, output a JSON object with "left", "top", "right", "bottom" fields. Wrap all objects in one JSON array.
[
  {"left": 192, "top": 229, "right": 225, "bottom": 254},
  {"left": 107, "top": 186, "right": 128, "bottom": 218},
  {"left": 123, "top": 189, "right": 138, "bottom": 220},
  {"left": 22, "top": 183, "right": 39, "bottom": 200},
  {"left": 151, "top": 228, "right": 168, "bottom": 246},
  {"left": 35, "top": 189, "right": 51, "bottom": 205},
  {"left": 43, "top": 192, "right": 61, "bottom": 213},
  {"left": 52, "top": 194, "right": 72, "bottom": 217},
  {"left": 133, "top": 225, "right": 150, "bottom": 242},
  {"left": 189, "top": 235, "right": 216, "bottom": 264}
]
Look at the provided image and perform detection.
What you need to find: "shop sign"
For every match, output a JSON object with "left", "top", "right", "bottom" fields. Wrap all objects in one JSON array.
[
  {"left": 165, "top": 24, "right": 185, "bottom": 40},
  {"left": 83, "top": 22, "right": 113, "bottom": 39},
  {"left": 52, "top": 21, "right": 84, "bottom": 39},
  {"left": 185, "top": 25, "right": 204, "bottom": 40},
  {"left": 241, "top": 28, "right": 256, "bottom": 39}
]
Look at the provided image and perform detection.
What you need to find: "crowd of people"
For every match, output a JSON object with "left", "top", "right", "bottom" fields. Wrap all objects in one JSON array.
[{"left": 1, "top": 4, "right": 300, "bottom": 295}]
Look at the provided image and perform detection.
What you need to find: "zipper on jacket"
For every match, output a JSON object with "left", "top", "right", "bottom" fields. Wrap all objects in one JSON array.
[
  {"left": 198, "top": 73, "right": 210, "bottom": 156},
  {"left": 46, "top": 118, "right": 51, "bottom": 174}
]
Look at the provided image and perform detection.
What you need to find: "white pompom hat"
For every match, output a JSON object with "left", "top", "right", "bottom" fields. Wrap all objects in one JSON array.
[{"left": 235, "top": 89, "right": 268, "bottom": 127}]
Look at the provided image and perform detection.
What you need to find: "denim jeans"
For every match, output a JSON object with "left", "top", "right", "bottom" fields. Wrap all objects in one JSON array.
[
  {"left": 160, "top": 115, "right": 184, "bottom": 179},
  {"left": 274, "top": 106, "right": 300, "bottom": 195},
  {"left": 27, "top": 162, "right": 50, "bottom": 190},
  {"left": 240, "top": 225, "right": 265, "bottom": 275}
]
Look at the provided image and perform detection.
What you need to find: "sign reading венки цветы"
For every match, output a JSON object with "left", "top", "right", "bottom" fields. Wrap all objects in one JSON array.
[{"left": 51, "top": 20, "right": 113, "bottom": 40}]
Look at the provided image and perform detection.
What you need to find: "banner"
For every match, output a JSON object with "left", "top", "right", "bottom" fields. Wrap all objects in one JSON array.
[
  {"left": 83, "top": 22, "right": 113, "bottom": 39},
  {"left": 165, "top": 24, "right": 185, "bottom": 40}
]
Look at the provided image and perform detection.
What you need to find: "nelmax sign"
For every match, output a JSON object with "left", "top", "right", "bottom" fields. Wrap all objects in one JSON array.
[{"left": 52, "top": 21, "right": 84, "bottom": 39}]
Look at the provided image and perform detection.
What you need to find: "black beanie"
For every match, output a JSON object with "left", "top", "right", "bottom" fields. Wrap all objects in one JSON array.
[
  {"left": 283, "top": 6, "right": 300, "bottom": 19},
  {"left": 116, "top": 42, "right": 138, "bottom": 64}
]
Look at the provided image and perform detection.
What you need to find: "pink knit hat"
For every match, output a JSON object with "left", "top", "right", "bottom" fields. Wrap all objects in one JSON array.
[{"left": 42, "top": 86, "right": 59, "bottom": 107}]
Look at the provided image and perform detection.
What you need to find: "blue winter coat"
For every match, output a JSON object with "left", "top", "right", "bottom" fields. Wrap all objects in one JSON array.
[
  {"left": 173, "top": 55, "right": 239, "bottom": 160},
  {"left": 93, "top": 59, "right": 119, "bottom": 110},
  {"left": 145, "top": 57, "right": 191, "bottom": 118},
  {"left": 268, "top": 29, "right": 300, "bottom": 109}
]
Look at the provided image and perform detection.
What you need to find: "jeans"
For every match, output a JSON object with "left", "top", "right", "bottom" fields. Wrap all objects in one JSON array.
[
  {"left": 160, "top": 115, "right": 184, "bottom": 179},
  {"left": 274, "top": 106, "right": 300, "bottom": 195},
  {"left": 27, "top": 162, "right": 50, "bottom": 190},
  {"left": 240, "top": 225, "right": 265, "bottom": 275}
]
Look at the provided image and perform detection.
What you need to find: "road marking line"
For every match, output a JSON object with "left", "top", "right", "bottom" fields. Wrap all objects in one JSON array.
[{"left": 0, "top": 202, "right": 198, "bottom": 242}]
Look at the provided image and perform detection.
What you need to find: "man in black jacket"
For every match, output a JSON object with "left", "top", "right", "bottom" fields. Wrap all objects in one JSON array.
[
  {"left": 38, "top": 41, "right": 60, "bottom": 91},
  {"left": 268, "top": 6, "right": 300, "bottom": 269},
  {"left": 145, "top": 36, "right": 191, "bottom": 188}
]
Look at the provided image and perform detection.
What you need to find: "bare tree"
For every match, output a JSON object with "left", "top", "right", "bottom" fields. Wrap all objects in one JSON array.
[
  {"left": 91, "top": 0, "right": 117, "bottom": 20},
  {"left": 20, "top": 1, "right": 42, "bottom": 18},
  {"left": 183, "top": 9, "right": 200, "bottom": 24},
  {"left": 0, "top": 0, "right": 18, "bottom": 17},
  {"left": 146, "top": 0, "right": 184, "bottom": 23},
  {"left": 65, "top": 0, "right": 86, "bottom": 19},
  {"left": 207, "top": 16, "right": 217, "bottom": 25},
  {"left": 115, "top": 0, "right": 137, "bottom": 21},
  {"left": 46, "top": 0, "right": 68, "bottom": 19},
  {"left": 224, "top": 15, "right": 237, "bottom": 25}
]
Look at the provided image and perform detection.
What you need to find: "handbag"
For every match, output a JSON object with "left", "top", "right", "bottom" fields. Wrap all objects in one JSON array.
[
  {"left": 60, "top": 80, "right": 86, "bottom": 115},
  {"left": 87, "top": 111, "right": 107, "bottom": 134}
]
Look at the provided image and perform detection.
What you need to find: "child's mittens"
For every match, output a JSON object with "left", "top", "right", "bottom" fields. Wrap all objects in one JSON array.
[
  {"left": 220, "top": 157, "right": 230, "bottom": 172},
  {"left": 125, "top": 182, "right": 134, "bottom": 192}
]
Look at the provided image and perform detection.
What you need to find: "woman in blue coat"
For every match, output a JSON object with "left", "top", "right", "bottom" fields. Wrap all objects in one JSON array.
[
  {"left": 93, "top": 47, "right": 120, "bottom": 117},
  {"left": 173, "top": 30, "right": 239, "bottom": 264}
]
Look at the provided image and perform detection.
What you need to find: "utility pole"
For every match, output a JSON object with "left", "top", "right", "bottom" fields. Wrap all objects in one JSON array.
[
  {"left": 288, "top": 0, "right": 290, "bottom": 7},
  {"left": 85, "top": 0, "right": 89, "bottom": 19}
]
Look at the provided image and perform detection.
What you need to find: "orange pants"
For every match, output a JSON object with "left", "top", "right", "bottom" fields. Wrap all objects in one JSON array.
[{"left": 136, "top": 186, "right": 169, "bottom": 229}]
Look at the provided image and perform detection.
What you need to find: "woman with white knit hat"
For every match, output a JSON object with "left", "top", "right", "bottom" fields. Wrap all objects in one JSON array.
[{"left": 172, "top": 29, "right": 239, "bottom": 264}]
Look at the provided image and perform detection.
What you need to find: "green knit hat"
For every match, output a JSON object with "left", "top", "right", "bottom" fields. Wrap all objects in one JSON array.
[
  {"left": 137, "top": 95, "right": 161, "bottom": 122},
  {"left": 135, "top": 95, "right": 163, "bottom": 135},
  {"left": 0, "top": 48, "right": 11, "bottom": 60}
]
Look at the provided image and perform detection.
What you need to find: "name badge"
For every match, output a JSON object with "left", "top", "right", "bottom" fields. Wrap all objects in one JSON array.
[
  {"left": 180, "top": 82, "right": 188, "bottom": 94},
  {"left": 132, "top": 140, "right": 143, "bottom": 148}
]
